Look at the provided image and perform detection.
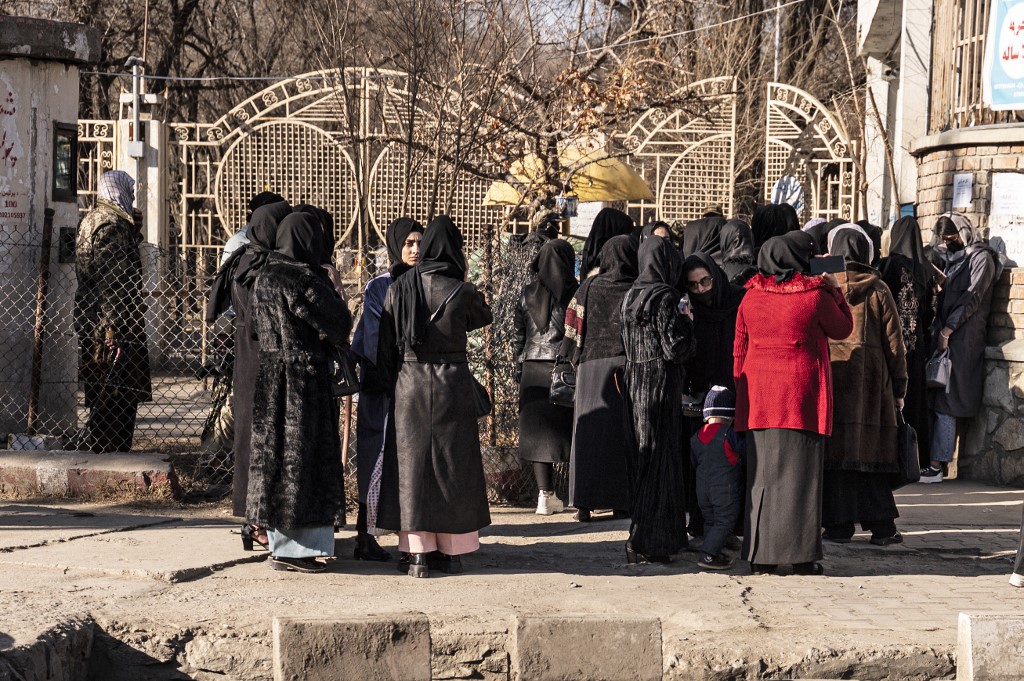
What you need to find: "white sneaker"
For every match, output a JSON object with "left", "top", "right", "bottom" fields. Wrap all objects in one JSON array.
[
  {"left": 535, "top": 491, "right": 564, "bottom": 515},
  {"left": 1011, "top": 573, "right": 1024, "bottom": 588},
  {"left": 919, "top": 466, "right": 944, "bottom": 483}
]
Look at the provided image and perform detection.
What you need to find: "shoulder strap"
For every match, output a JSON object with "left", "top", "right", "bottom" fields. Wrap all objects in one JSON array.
[{"left": 429, "top": 282, "right": 465, "bottom": 324}]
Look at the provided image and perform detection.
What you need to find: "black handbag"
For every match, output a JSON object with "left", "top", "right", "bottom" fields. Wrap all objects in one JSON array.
[
  {"left": 891, "top": 408, "right": 920, "bottom": 490},
  {"left": 549, "top": 360, "right": 576, "bottom": 407},
  {"left": 328, "top": 343, "right": 360, "bottom": 398},
  {"left": 925, "top": 348, "right": 952, "bottom": 390},
  {"left": 472, "top": 376, "right": 492, "bottom": 417}
]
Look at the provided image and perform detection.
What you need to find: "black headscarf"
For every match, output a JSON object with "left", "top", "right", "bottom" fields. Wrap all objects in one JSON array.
[
  {"left": 385, "top": 217, "right": 424, "bottom": 278},
  {"left": 390, "top": 215, "right": 466, "bottom": 352},
  {"left": 883, "top": 216, "right": 933, "bottom": 289},
  {"left": 234, "top": 200, "right": 293, "bottom": 287},
  {"left": 758, "top": 231, "right": 814, "bottom": 283},
  {"left": 624, "top": 236, "right": 683, "bottom": 322},
  {"left": 829, "top": 224, "right": 873, "bottom": 267},
  {"left": 581, "top": 208, "right": 634, "bottom": 279},
  {"left": 681, "top": 216, "right": 725, "bottom": 261},
  {"left": 596, "top": 234, "right": 640, "bottom": 282},
  {"left": 247, "top": 191, "right": 285, "bottom": 221},
  {"left": 856, "top": 220, "right": 883, "bottom": 267},
  {"left": 751, "top": 204, "right": 800, "bottom": 251},
  {"left": 640, "top": 221, "right": 671, "bottom": 243},
  {"left": 294, "top": 204, "right": 335, "bottom": 265},
  {"left": 719, "top": 219, "right": 755, "bottom": 280},
  {"left": 275, "top": 212, "right": 325, "bottom": 269},
  {"left": 683, "top": 252, "right": 745, "bottom": 323},
  {"left": 525, "top": 239, "right": 578, "bottom": 332},
  {"left": 805, "top": 218, "right": 844, "bottom": 255}
]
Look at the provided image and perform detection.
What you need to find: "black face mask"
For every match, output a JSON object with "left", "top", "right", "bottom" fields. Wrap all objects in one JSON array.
[
  {"left": 691, "top": 289, "right": 714, "bottom": 305},
  {"left": 946, "top": 239, "right": 965, "bottom": 253}
]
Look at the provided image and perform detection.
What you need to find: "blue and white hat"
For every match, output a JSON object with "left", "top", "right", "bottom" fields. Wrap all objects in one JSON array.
[{"left": 703, "top": 385, "right": 736, "bottom": 420}]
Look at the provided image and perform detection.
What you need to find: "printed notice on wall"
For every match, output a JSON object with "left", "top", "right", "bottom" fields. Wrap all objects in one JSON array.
[
  {"left": 989, "top": 172, "right": 1024, "bottom": 264},
  {"left": 953, "top": 173, "right": 974, "bottom": 208},
  {"left": 569, "top": 202, "right": 606, "bottom": 238}
]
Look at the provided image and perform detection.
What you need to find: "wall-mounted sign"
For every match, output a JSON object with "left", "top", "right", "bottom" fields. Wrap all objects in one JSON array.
[
  {"left": 953, "top": 173, "right": 974, "bottom": 208},
  {"left": 989, "top": 172, "right": 1024, "bottom": 263},
  {"left": 983, "top": 0, "right": 1024, "bottom": 110}
]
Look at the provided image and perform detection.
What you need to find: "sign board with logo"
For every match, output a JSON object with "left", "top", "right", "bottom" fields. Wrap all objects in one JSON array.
[{"left": 983, "top": 0, "right": 1024, "bottom": 110}]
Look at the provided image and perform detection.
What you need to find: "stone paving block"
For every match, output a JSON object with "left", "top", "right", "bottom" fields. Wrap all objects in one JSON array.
[
  {"left": 512, "top": 615, "right": 662, "bottom": 681},
  {"left": 956, "top": 613, "right": 1024, "bottom": 680},
  {"left": 273, "top": 614, "right": 430, "bottom": 681}
]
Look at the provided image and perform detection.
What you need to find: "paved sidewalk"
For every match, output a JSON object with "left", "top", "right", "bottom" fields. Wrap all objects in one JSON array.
[{"left": 0, "top": 480, "right": 1020, "bottom": 680}]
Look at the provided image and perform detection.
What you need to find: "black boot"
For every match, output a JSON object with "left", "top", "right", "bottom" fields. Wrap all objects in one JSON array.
[{"left": 354, "top": 533, "right": 391, "bottom": 561}]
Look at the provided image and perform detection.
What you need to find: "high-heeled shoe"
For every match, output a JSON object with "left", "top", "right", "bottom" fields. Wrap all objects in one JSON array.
[
  {"left": 407, "top": 553, "right": 429, "bottom": 578},
  {"left": 241, "top": 523, "right": 269, "bottom": 551},
  {"left": 353, "top": 533, "right": 391, "bottom": 562},
  {"left": 625, "top": 542, "right": 671, "bottom": 564}
]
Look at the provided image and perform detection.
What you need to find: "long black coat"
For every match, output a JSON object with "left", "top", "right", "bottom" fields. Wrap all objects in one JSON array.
[
  {"left": 377, "top": 272, "right": 493, "bottom": 534},
  {"left": 245, "top": 255, "right": 352, "bottom": 529},
  {"left": 230, "top": 252, "right": 260, "bottom": 517},
  {"left": 929, "top": 244, "right": 999, "bottom": 418},
  {"left": 621, "top": 292, "right": 696, "bottom": 556}
]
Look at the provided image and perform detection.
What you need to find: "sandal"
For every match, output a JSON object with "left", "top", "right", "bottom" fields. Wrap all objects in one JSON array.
[{"left": 241, "top": 523, "right": 269, "bottom": 552}]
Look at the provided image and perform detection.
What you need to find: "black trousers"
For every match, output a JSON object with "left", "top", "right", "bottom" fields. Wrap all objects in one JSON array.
[{"left": 82, "top": 397, "right": 138, "bottom": 453}]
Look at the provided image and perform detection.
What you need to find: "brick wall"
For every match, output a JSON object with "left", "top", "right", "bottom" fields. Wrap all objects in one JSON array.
[
  {"left": 915, "top": 144, "right": 1024, "bottom": 231},
  {"left": 987, "top": 268, "right": 1024, "bottom": 345}
]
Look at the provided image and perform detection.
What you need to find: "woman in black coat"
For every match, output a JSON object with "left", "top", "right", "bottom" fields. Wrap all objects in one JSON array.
[
  {"left": 620, "top": 237, "right": 696, "bottom": 562},
  {"left": 560, "top": 235, "right": 639, "bottom": 521},
  {"left": 924, "top": 213, "right": 1002, "bottom": 483},
  {"left": 680, "top": 252, "right": 746, "bottom": 539},
  {"left": 719, "top": 220, "right": 757, "bottom": 286},
  {"left": 514, "top": 239, "right": 578, "bottom": 516},
  {"left": 377, "top": 216, "right": 493, "bottom": 578},
  {"left": 247, "top": 212, "right": 352, "bottom": 573},
  {"left": 879, "top": 216, "right": 939, "bottom": 468},
  {"left": 230, "top": 200, "right": 292, "bottom": 548}
]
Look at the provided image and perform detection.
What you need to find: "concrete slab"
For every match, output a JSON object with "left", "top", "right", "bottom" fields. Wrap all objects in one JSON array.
[
  {"left": 0, "top": 450, "right": 180, "bottom": 500},
  {"left": 272, "top": 615, "right": 431, "bottom": 681},
  {"left": 0, "top": 17, "right": 100, "bottom": 63},
  {"left": 956, "top": 613, "right": 1024, "bottom": 680},
  {"left": 0, "top": 517, "right": 264, "bottom": 582},
  {"left": 0, "top": 503, "right": 179, "bottom": 551},
  {"left": 512, "top": 615, "right": 662, "bottom": 681}
]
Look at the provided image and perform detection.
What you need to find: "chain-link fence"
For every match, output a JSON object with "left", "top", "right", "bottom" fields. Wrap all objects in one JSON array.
[{"left": 0, "top": 210, "right": 559, "bottom": 506}]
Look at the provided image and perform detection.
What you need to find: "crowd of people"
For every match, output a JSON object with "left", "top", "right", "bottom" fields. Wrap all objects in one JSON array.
[{"left": 76, "top": 169, "right": 1023, "bottom": 584}]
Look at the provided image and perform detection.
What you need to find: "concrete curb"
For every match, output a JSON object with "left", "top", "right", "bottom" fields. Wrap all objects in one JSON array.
[
  {"left": 956, "top": 613, "right": 1024, "bottom": 680},
  {"left": 0, "top": 450, "right": 180, "bottom": 500}
]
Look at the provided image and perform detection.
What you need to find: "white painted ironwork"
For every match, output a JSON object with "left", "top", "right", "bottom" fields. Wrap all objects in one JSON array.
[
  {"left": 764, "top": 82, "right": 857, "bottom": 222},
  {"left": 615, "top": 77, "right": 738, "bottom": 228},
  {"left": 76, "top": 120, "right": 115, "bottom": 219}
]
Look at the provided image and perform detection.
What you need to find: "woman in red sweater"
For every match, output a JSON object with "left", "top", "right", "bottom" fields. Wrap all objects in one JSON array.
[{"left": 734, "top": 231, "right": 853, "bottom": 575}]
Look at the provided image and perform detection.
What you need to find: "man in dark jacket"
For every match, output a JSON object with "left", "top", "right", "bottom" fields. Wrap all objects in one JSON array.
[{"left": 73, "top": 171, "right": 152, "bottom": 453}]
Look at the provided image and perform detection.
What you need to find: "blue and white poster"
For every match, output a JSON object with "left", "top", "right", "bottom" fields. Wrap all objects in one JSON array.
[{"left": 983, "top": 0, "right": 1024, "bottom": 110}]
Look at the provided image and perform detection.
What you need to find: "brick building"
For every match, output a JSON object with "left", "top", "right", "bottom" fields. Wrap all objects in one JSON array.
[{"left": 860, "top": 0, "right": 1024, "bottom": 485}]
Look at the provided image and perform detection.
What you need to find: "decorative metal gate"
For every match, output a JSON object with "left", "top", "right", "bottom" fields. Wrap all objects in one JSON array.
[
  {"left": 616, "top": 77, "right": 738, "bottom": 227},
  {"left": 764, "top": 83, "right": 857, "bottom": 222}
]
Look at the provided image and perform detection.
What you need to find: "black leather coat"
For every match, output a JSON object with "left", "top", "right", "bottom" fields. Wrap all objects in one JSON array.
[{"left": 513, "top": 292, "right": 567, "bottom": 363}]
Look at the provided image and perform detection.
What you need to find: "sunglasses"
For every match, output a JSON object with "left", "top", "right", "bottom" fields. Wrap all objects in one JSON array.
[{"left": 686, "top": 275, "right": 713, "bottom": 291}]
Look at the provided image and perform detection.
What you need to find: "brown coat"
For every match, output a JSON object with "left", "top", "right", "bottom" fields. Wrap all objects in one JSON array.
[{"left": 827, "top": 263, "right": 907, "bottom": 473}]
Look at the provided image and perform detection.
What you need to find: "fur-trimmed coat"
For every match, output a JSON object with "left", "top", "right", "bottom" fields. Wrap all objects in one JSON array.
[
  {"left": 734, "top": 272, "right": 853, "bottom": 435},
  {"left": 246, "top": 254, "right": 352, "bottom": 529},
  {"left": 827, "top": 263, "right": 908, "bottom": 473}
]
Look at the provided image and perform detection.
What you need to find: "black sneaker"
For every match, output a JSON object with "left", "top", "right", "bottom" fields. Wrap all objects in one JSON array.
[
  {"left": 919, "top": 466, "right": 943, "bottom": 483},
  {"left": 870, "top": 531, "right": 904, "bottom": 546},
  {"left": 698, "top": 553, "right": 732, "bottom": 570},
  {"left": 426, "top": 551, "right": 463, "bottom": 574}
]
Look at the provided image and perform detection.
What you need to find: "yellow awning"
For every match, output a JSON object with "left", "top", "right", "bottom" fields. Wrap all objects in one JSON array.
[{"left": 483, "top": 145, "right": 654, "bottom": 205}]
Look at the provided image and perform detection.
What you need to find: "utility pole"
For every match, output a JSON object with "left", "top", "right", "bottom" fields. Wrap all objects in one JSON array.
[
  {"left": 773, "top": 0, "right": 782, "bottom": 82},
  {"left": 125, "top": 56, "right": 145, "bottom": 210}
]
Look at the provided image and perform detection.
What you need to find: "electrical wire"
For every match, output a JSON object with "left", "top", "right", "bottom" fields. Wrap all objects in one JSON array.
[{"left": 575, "top": 0, "right": 810, "bottom": 55}]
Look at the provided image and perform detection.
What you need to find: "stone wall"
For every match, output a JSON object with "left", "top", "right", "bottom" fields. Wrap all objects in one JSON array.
[{"left": 959, "top": 268, "right": 1024, "bottom": 486}]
